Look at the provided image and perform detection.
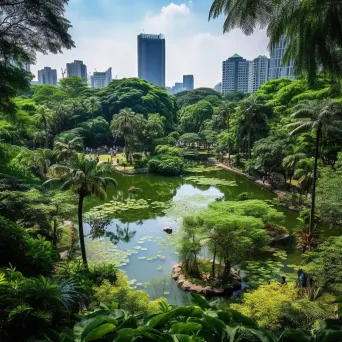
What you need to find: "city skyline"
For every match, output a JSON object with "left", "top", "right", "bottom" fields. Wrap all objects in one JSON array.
[{"left": 30, "top": 1, "right": 269, "bottom": 88}]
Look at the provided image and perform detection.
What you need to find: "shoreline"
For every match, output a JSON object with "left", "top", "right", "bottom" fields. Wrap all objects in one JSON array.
[{"left": 216, "top": 163, "right": 301, "bottom": 212}]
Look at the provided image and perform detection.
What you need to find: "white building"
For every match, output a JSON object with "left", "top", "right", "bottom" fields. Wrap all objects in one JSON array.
[
  {"left": 269, "top": 37, "right": 295, "bottom": 80},
  {"left": 222, "top": 54, "right": 249, "bottom": 94},
  {"left": 214, "top": 82, "right": 222, "bottom": 93},
  {"left": 248, "top": 55, "right": 270, "bottom": 93},
  {"left": 38, "top": 67, "right": 57, "bottom": 85},
  {"left": 90, "top": 68, "right": 112, "bottom": 89}
]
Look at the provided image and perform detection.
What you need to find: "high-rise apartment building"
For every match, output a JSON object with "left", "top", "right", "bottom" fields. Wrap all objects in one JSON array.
[
  {"left": 173, "top": 82, "right": 183, "bottom": 94},
  {"left": 248, "top": 55, "right": 270, "bottom": 93},
  {"left": 66, "top": 60, "right": 87, "bottom": 82},
  {"left": 183, "top": 75, "right": 194, "bottom": 91},
  {"left": 38, "top": 67, "right": 57, "bottom": 85},
  {"left": 268, "top": 37, "right": 295, "bottom": 80},
  {"left": 90, "top": 68, "right": 112, "bottom": 89},
  {"left": 222, "top": 54, "right": 249, "bottom": 94},
  {"left": 138, "top": 33, "right": 165, "bottom": 87},
  {"left": 214, "top": 82, "right": 222, "bottom": 93}
]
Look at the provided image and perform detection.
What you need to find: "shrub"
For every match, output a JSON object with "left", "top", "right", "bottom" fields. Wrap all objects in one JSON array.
[
  {"left": 93, "top": 272, "right": 163, "bottom": 315},
  {"left": 148, "top": 155, "right": 184, "bottom": 176},
  {"left": 0, "top": 216, "right": 58, "bottom": 276},
  {"left": 133, "top": 158, "right": 148, "bottom": 169}
]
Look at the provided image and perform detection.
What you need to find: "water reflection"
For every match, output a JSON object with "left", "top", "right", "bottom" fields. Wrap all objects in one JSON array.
[{"left": 87, "top": 218, "right": 136, "bottom": 245}]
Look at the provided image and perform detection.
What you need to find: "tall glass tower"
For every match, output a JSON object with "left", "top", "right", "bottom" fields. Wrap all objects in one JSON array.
[
  {"left": 138, "top": 34, "right": 165, "bottom": 87},
  {"left": 268, "top": 37, "right": 295, "bottom": 80}
]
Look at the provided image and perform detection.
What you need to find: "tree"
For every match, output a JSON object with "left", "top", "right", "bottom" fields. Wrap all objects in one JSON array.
[
  {"left": 59, "top": 76, "right": 88, "bottom": 98},
  {"left": 208, "top": 0, "right": 342, "bottom": 84},
  {"left": 53, "top": 134, "right": 83, "bottom": 160},
  {"left": 179, "top": 133, "right": 201, "bottom": 147},
  {"left": 288, "top": 100, "right": 342, "bottom": 232},
  {"left": 110, "top": 108, "right": 144, "bottom": 162},
  {"left": 239, "top": 96, "right": 267, "bottom": 161},
  {"left": 45, "top": 155, "right": 117, "bottom": 265},
  {"left": 33, "top": 105, "right": 53, "bottom": 148},
  {"left": 282, "top": 152, "right": 306, "bottom": 188},
  {"left": 85, "top": 96, "right": 101, "bottom": 141},
  {"left": 0, "top": 0, "right": 74, "bottom": 110},
  {"left": 294, "top": 158, "right": 316, "bottom": 196},
  {"left": 216, "top": 101, "right": 235, "bottom": 132},
  {"left": 20, "top": 148, "right": 54, "bottom": 179}
]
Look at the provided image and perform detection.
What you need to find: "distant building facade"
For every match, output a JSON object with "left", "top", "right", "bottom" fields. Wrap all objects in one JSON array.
[
  {"left": 214, "top": 82, "right": 222, "bottom": 93},
  {"left": 138, "top": 33, "right": 165, "bottom": 87},
  {"left": 90, "top": 68, "right": 112, "bottom": 89},
  {"left": 248, "top": 55, "right": 270, "bottom": 93},
  {"left": 268, "top": 37, "right": 295, "bottom": 80},
  {"left": 66, "top": 60, "right": 87, "bottom": 82},
  {"left": 173, "top": 82, "right": 183, "bottom": 94},
  {"left": 38, "top": 67, "right": 57, "bottom": 85},
  {"left": 183, "top": 75, "right": 194, "bottom": 91},
  {"left": 222, "top": 54, "right": 249, "bottom": 94}
]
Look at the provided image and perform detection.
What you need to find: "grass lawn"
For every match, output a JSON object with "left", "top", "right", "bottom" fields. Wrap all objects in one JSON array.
[{"left": 88, "top": 153, "right": 134, "bottom": 170}]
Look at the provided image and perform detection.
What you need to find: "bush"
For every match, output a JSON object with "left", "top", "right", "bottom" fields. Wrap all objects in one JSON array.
[
  {"left": 133, "top": 158, "right": 148, "bottom": 169},
  {"left": 148, "top": 156, "right": 184, "bottom": 176},
  {"left": 93, "top": 272, "right": 163, "bottom": 315},
  {"left": 0, "top": 216, "right": 58, "bottom": 276}
]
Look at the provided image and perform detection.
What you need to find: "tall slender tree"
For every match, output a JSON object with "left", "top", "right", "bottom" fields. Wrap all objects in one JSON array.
[
  {"left": 44, "top": 155, "right": 117, "bottom": 265},
  {"left": 86, "top": 97, "right": 101, "bottom": 141},
  {"left": 288, "top": 100, "right": 342, "bottom": 232},
  {"left": 110, "top": 108, "right": 144, "bottom": 162},
  {"left": 33, "top": 106, "right": 53, "bottom": 148}
]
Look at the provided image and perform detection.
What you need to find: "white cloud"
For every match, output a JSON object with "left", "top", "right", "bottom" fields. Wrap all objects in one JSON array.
[{"left": 32, "top": 2, "right": 269, "bottom": 88}]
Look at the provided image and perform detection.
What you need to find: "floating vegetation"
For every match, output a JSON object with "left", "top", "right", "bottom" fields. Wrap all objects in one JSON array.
[
  {"left": 86, "top": 240, "right": 136, "bottom": 267},
  {"left": 138, "top": 256, "right": 146, "bottom": 260},
  {"left": 185, "top": 165, "right": 222, "bottom": 173},
  {"left": 185, "top": 176, "right": 237, "bottom": 187},
  {"left": 156, "top": 266, "right": 163, "bottom": 271},
  {"left": 85, "top": 198, "right": 170, "bottom": 220},
  {"left": 243, "top": 250, "right": 299, "bottom": 289}
]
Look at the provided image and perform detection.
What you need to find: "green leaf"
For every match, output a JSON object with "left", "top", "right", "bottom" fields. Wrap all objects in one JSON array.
[
  {"left": 278, "top": 329, "right": 311, "bottom": 342},
  {"left": 84, "top": 323, "right": 116, "bottom": 341},
  {"left": 190, "top": 293, "right": 212, "bottom": 310},
  {"left": 169, "top": 322, "right": 202, "bottom": 334}
]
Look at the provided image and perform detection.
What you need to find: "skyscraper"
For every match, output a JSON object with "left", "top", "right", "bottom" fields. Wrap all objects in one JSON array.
[
  {"left": 214, "top": 82, "right": 222, "bottom": 93},
  {"left": 248, "top": 55, "right": 270, "bottom": 93},
  {"left": 66, "top": 60, "right": 87, "bottom": 82},
  {"left": 268, "top": 37, "right": 295, "bottom": 80},
  {"left": 222, "top": 54, "right": 249, "bottom": 94},
  {"left": 91, "top": 68, "right": 112, "bottom": 89},
  {"left": 138, "top": 33, "right": 165, "bottom": 87},
  {"left": 38, "top": 67, "right": 57, "bottom": 85},
  {"left": 183, "top": 75, "right": 194, "bottom": 91}
]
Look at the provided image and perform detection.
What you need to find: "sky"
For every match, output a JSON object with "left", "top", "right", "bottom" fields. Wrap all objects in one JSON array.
[{"left": 32, "top": 0, "right": 269, "bottom": 88}]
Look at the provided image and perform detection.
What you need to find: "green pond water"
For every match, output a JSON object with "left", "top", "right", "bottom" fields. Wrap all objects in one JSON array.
[{"left": 83, "top": 167, "right": 303, "bottom": 305}]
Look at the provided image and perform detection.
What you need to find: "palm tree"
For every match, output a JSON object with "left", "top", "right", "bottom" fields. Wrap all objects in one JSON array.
[
  {"left": 282, "top": 152, "right": 306, "bottom": 188},
  {"left": 110, "top": 108, "right": 142, "bottom": 162},
  {"left": 240, "top": 96, "right": 263, "bottom": 160},
  {"left": 216, "top": 101, "right": 235, "bottom": 160},
  {"left": 33, "top": 106, "right": 53, "bottom": 148},
  {"left": 20, "top": 148, "right": 54, "bottom": 180},
  {"left": 54, "top": 134, "right": 83, "bottom": 160},
  {"left": 294, "top": 158, "right": 316, "bottom": 196},
  {"left": 44, "top": 155, "right": 117, "bottom": 265},
  {"left": 85, "top": 97, "right": 101, "bottom": 140},
  {"left": 208, "top": 0, "right": 342, "bottom": 85},
  {"left": 287, "top": 100, "right": 342, "bottom": 232}
]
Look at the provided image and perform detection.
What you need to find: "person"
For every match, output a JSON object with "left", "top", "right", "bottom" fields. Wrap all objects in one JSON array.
[
  {"left": 262, "top": 175, "right": 266, "bottom": 184},
  {"left": 297, "top": 269, "right": 307, "bottom": 288},
  {"left": 281, "top": 276, "right": 287, "bottom": 285}
]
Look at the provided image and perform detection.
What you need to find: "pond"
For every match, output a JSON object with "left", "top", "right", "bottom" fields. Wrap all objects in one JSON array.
[{"left": 83, "top": 167, "right": 302, "bottom": 305}]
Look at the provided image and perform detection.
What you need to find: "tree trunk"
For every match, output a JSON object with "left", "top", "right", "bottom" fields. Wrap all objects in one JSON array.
[
  {"left": 211, "top": 245, "right": 217, "bottom": 280},
  {"left": 44, "top": 122, "right": 48, "bottom": 149},
  {"left": 78, "top": 194, "right": 88, "bottom": 265},
  {"left": 124, "top": 137, "right": 129, "bottom": 162},
  {"left": 221, "top": 260, "right": 231, "bottom": 283},
  {"left": 52, "top": 218, "right": 58, "bottom": 246},
  {"left": 309, "top": 129, "right": 320, "bottom": 233},
  {"left": 248, "top": 128, "right": 251, "bottom": 160}
]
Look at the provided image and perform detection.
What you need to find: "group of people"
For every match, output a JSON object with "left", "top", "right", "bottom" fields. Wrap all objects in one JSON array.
[{"left": 278, "top": 269, "right": 311, "bottom": 288}]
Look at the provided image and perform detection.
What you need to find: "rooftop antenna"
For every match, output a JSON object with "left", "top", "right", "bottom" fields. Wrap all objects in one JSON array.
[{"left": 61, "top": 68, "right": 66, "bottom": 79}]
